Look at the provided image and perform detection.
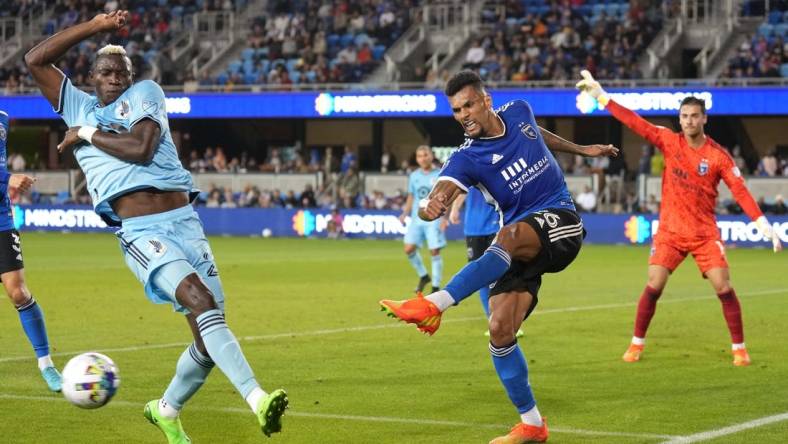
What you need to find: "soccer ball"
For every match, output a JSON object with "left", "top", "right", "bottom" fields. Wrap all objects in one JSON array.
[{"left": 61, "top": 352, "right": 120, "bottom": 409}]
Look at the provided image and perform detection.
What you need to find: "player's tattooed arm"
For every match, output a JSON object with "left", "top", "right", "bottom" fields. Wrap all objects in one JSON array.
[
  {"left": 539, "top": 127, "right": 619, "bottom": 158},
  {"left": 57, "top": 119, "right": 161, "bottom": 163},
  {"left": 418, "top": 179, "right": 465, "bottom": 221},
  {"left": 25, "top": 11, "right": 129, "bottom": 108}
]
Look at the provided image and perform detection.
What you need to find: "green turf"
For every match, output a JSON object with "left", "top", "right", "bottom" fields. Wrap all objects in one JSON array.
[{"left": 0, "top": 233, "right": 786, "bottom": 443}]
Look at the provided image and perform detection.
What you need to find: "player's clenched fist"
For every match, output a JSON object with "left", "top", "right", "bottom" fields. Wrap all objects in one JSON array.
[
  {"left": 419, "top": 195, "right": 448, "bottom": 221},
  {"left": 91, "top": 10, "right": 128, "bottom": 32},
  {"left": 9, "top": 174, "right": 35, "bottom": 193}
]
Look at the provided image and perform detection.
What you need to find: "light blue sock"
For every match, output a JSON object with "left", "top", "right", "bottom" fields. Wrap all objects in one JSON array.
[
  {"left": 407, "top": 251, "right": 428, "bottom": 278},
  {"left": 17, "top": 297, "right": 50, "bottom": 358},
  {"left": 431, "top": 255, "right": 443, "bottom": 288},
  {"left": 445, "top": 244, "right": 511, "bottom": 304},
  {"left": 196, "top": 309, "right": 259, "bottom": 398},
  {"left": 490, "top": 340, "right": 536, "bottom": 413},
  {"left": 479, "top": 285, "right": 491, "bottom": 318},
  {"left": 162, "top": 342, "right": 215, "bottom": 409}
]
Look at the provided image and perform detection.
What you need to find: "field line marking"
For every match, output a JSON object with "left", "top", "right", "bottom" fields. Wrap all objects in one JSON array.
[
  {"left": 660, "top": 412, "right": 788, "bottom": 443},
  {"left": 0, "top": 393, "right": 678, "bottom": 440},
  {"left": 0, "top": 287, "right": 785, "bottom": 364}
]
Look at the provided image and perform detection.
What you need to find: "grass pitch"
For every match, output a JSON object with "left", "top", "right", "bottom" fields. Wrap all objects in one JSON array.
[{"left": 0, "top": 233, "right": 786, "bottom": 443}]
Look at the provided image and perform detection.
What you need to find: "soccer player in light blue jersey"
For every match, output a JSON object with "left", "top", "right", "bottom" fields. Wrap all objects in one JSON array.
[
  {"left": 381, "top": 71, "right": 617, "bottom": 443},
  {"left": 399, "top": 145, "right": 447, "bottom": 293},
  {"left": 0, "top": 111, "right": 62, "bottom": 392},
  {"left": 25, "top": 11, "right": 287, "bottom": 442}
]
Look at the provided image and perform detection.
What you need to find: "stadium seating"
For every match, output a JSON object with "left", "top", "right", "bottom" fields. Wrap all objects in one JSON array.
[{"left": 721, "top": 2, "right": 787, "bottom": 78}]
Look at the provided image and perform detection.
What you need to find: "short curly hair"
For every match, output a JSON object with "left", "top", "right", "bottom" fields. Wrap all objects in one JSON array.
[{"left": 444, "top": 70, "right": 485, "bottom": 97}]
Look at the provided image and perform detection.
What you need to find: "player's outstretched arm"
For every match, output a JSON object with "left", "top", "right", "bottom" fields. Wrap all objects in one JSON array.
[
  {"left": 418, "top": 180, "right": 465, "bottom": 222},
  {"left": 539, "top": 126, "right": 619, "bottom": 158},
  {"left": 25, "top": 11, "right": 129, "bottom": 108},
  {"left": 57, "top": 118, "right": 161, "bottom": 163},
  {"left": 576, "top": 70, "right": 665, "bottom": 148}
]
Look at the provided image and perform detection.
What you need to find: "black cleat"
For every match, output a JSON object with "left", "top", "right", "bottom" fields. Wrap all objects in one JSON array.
[
  {"left": 415, "top": 274, "right": 431, "bottom": 293},
  {"left": 431, "top": 286, "right": 440, "bottom": 293}
]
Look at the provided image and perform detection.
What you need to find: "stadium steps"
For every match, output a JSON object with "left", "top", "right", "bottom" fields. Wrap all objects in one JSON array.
[
  {"left": 0, "top": 4, "right": 53, "bottom": 68},
  {"left": 700, "top": 17, "right": 764, "bottom": 79}
]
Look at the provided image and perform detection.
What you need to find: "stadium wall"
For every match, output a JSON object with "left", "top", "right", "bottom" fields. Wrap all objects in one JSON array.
[{"left": 12, "top": 205, "right": 787, "bottom": 249}]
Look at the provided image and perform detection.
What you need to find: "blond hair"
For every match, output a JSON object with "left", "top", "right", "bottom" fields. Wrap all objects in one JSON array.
[{"left": 97, "top": 44, "right": 127, "bottom": 56}]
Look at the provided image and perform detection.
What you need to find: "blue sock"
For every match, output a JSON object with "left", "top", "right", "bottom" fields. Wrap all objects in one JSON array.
[
  {"left": 445, "top": 244, "right": 510, "bottom": 304},
  {"left": 431, "top": 255, "right": 443, "bottom": 288},
  {"left": 163, "top": 343, "right": 215, "bottom": 409},
  {"left": 196, "top": 309, "right": 259, "bottom": 398},
  {"left": 479, "top": 285, "right": 491, "bottom": 318},
  {"left": 490, "top": 340, "right": 536, "bottom": 413},
  {"left": 17, "top": 297, "right": 50, "bottom": 358},
  {"left": 407, "top": 251, "right": 428, "bottom": 278}
]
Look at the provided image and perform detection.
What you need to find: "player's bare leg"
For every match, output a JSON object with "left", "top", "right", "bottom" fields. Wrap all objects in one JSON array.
[
  {"left": 623, "top": 265, "right": 670, "bottom": 362},
  {"left": 488, "top": 290, "right": 548, "bottom": 444},
  {"left": 705, "top": 267, "right": 749, "bottom": 366}
]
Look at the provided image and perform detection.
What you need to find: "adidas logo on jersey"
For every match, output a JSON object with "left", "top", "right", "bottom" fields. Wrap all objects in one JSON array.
[{"left": 492, "top": 154, "right": 503, "bottom": 164}]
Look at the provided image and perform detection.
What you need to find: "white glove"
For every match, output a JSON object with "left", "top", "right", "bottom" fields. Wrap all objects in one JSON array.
[
  {"left": 576, "top": 70, "right": 609, "bottom": 105},
  {"left": 756, "top": 216, "right": 783, "bottom": 253}
]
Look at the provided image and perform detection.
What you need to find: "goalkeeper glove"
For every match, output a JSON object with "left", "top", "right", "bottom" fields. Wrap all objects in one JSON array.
[
  {"left": 756, "top": 216, "right": 783, "bottom": 253},
  {"left": 576, "top": 70, "right": 610, "bottom": 106}
]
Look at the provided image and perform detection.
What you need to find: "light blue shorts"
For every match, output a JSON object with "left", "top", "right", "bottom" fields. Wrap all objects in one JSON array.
[
  {"left": 404, "top": 219, "right": 447, "bottom": 250},
  {"left": 116, "top": 205, "right": 225, "bottom": 313}
]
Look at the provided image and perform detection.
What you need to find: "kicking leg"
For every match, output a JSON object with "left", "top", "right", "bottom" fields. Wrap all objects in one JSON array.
[{"left": 3, "top": 269, "right": 61, "bottom": 392}]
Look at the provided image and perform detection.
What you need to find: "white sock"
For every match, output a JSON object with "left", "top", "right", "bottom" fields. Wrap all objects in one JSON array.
[
  {"left": 732, "top": 342, "right": 746, "bottom": 350},
  {"left": 631, "top": 336, "right": 645, "bottom": 346},
  {"left": 425, "top": 290, "right": 454, "bottom": 312},
  {"left": 520, "top": 405, "right": 543, "bottom": 427},
  {"left": 37, "top": 355, "right": 54, "bottom": 370},
  {"left": 245, "top": 386, "right": 268, "bottom": 412},
  {"left": 158, "top": 398, "right": 180, "bottom": 419}
]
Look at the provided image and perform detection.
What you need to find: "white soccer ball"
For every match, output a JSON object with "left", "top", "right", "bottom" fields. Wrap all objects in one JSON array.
[{"left": 61, "top": 352, "right": 120, "bottom": 409}]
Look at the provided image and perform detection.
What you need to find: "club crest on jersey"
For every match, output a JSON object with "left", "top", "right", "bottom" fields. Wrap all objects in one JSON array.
[
  {"left": 115, "top": 100, "right": 131, "bottom": 120},
  {"left": 0, "top": 126, "right": 6, "bottom": 141},
  {"left": 698, "top": 159, "right": 709, "bottom": 176},
  {"left": 519, "top": 123, "right": 537, "bottom": 139}
]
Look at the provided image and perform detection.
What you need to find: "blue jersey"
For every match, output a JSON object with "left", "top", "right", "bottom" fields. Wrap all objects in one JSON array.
[
  {"left": 0, "top": 111, "right": 12, "bottom": 231},
  {"left": 439, "top": 100, "right": 575, "bottom": 225},
  {"left": 464, "top": 187, "right": 500, "bottom": 236},
  {"left": 408, "top": 168, "right": 440, "bottom": 220},
  {"left": 56, "top": 78, "right": 193, "bottom": 225}
]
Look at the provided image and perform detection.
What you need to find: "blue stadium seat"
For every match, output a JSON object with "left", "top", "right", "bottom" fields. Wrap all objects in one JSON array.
[
  {"left": 781, "top": 63, "right": 788, "bottom": 77},
  {"left": 327, "top": 33, "right": 340, "bottom": 48},
  {"left": 241, "top": 48, "right": 255, "bottom": 60},
  {"left": 290, "top": 71, "right": 301, "bottom": 83},
  {"left": 260, "top": 59, "right": 271, "bottom": 74},
  {"left": 305, "top": 70, "right": 317, "bottom": 83},
  {"left": 606, "top": 4, "right": 619, "bottom": 16},
  {"left": 769, "top": 10, "right": 783, "bottom": 24},
  {"left": 228, "top": 60, "right": 242, "bottom": 74},
  {"left": 244, "top": 73, "right": 257, "bottom": 84},
  {"left": 286, "top": 58, "right": 299, "bottom": 73},
  {"left": 592, "top": 4, "right": 606, "bottom": 15},
  {"left": 354, "top": 33, "right": 371, "bottom": 47},
  {"left": 216, "top": 72, "right": 229, "bottom": 85},
  {"left": 758, "top": 23, "right": 773, "bottom": 37},
  {"left": 372, "top": 44, "right": 386, "bottom": 60},
  {"left": 242, "top": 59, "right": 255, "bottom": 75},
  {"left": 255, "top": 47, "right": 269, "bottom": 58},
  {"left": 776, "top": 23, "right": 788, "bottom": 36},
  {"left": 340, "top": 33, "right": 355, "bottom": 48},
  {"left": 55, "top": 191, "right": 70, "bottom": 205}
]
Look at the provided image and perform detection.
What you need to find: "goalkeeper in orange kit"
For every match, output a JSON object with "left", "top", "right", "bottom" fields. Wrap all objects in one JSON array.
[{"left": 577, "top": 70, "right": 782, "bottom": 367}]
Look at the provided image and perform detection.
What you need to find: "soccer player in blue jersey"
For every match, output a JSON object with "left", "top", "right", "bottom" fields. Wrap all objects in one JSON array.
[
  {"left": 25, "top": 11, "right": 287, "bottom": 443},
  {"left": 0, "top": 111, "right": 62, "bottom": 392},
  {"left": 399, "top": 145, "right": 446, "bottom": 293},
  {"left": 381, "top": 71, "right": 617, "bottom": 443}
]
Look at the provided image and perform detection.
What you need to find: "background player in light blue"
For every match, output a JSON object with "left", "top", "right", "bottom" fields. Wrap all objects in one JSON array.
[
  {"left": 25, "top": 10, "right": 287, "bottom": 443},
  {"left": 381, "top": 71, "right": 617, "bottom": 443},
  {"left": 0, "top": 111, "right": 62, "bottom": 392},
  {"left": 399, "top": 145, "right": 447, "bottom": 293}
]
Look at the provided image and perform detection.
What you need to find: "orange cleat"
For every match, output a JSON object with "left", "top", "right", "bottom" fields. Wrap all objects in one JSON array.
[
  {"left": 489, "top": 419, "right": 549, "bottom": 444},
  {"left": 379, "top": 292, "right": 442, "bottom": 335},
  {"left": 732, "top": 348, "right": 751, "bottom": 367},
  {"left": 622, "top": 343, "right": 644, "bottom": 362}
]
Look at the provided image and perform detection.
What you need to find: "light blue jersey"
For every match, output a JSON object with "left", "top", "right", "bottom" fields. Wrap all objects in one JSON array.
[
  {"left": 405, "top": 167, "right": 445, "bottom": 249},
  {"left": 56, "top": 78, "right": 192, "bottom": 225},
  {"left": 463, "top": 187, "right": 500, "bottom": 236}
]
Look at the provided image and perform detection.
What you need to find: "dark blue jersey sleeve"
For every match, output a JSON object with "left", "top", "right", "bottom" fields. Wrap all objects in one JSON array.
[{"left": 437, "top": 149, "right": 476, "bottom": 192}]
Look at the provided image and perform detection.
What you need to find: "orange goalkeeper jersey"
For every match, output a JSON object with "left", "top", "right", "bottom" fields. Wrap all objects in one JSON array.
[{"left": 606, "top": 99, "right": 763, "bottom": 240}]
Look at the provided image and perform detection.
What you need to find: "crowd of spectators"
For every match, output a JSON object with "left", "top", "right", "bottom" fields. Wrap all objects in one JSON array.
[
  {"left": 204, "top": 0, "right": 417, "bottom": 88},
  {"left": 0, "top": 0, "right": 242, "bottom": 93},
  {"left": 448, "top": 0, "right": 663, "bottom": 84}
]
